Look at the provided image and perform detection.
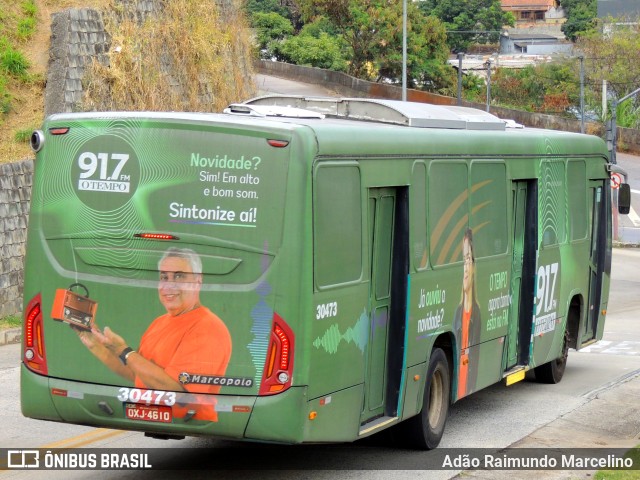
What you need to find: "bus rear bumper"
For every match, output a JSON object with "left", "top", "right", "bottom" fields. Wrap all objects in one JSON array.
[{"left": 21, "top": 364, "right": 310, "bottom": 442}]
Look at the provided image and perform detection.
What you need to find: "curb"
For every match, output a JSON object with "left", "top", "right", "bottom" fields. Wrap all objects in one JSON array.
[{"left": 0, "top": 328, "right": 21, "bottom": 346}]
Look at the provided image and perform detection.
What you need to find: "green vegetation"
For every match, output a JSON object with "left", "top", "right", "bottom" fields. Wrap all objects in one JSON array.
[
  {"left": 249, "top": 0, "right": 457, "bottom": 89},
  {"left": 576, "top": 23, "right": 640, "bottom": 125},
  {"left": 0, "top": 0, "right": 41, "bottom": 163},
  {"left": 14, "top": 127, "right": 33, "bottom": 143},
  {"left": 594, "top": 445, "right": 640, "bottom": 480},
  {"left": 0, "top": 1, "right": 35, "bottom": 121},
  {"left": 561, "top": 0, "right": 597, "bottom": 41},
  {"left": 0, "top": 0, "right": 639, "bottom": 161},
  {"left": 492, "top": 63, "right": 578, "bottom": 114},
  {"left": 0, "top": 315, "right": 21, "bottom": 330},
  {"left": 272, "top": 30, "right": 348, "bottom": 72},
  {"left": 418, "top": 0, "right": 515, "bottom": 52}
]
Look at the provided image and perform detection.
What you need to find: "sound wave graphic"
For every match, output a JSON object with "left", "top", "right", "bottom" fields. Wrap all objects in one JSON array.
[
  {"left": 247, "top": 247, "right": 273, "bottom": 386},
  {"left": 313, "top": 309, "right": 369, "bottom": 355}
]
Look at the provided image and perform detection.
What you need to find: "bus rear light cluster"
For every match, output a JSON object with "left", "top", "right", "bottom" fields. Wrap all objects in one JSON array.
[
  {"left": 24, "top": 294, "right": 48, "bottom": 375},
  {"left": 259, "top": 312, "right": 295, "bottom": 395}
]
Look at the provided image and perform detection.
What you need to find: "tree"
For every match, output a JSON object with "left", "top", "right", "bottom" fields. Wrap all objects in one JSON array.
[
  {"left": 297, "top": 0, "right": 455, "bottom": 92},
  {"left": 419, "top": 0, "right": 514, "bottom": 52},
  {"left": 250, "top": 12, "right": 294, "bottom": 58},
  {"left": 376, "top": 10, "right": 455, "bottom": 92},
  {"left": 273, "top": 32, "right": 348, "bottom": 71},
  {"left": 560, "top": 0, "right": 597, "bottom": 41},
  {"left": 491, "top": 63, "right": 579, "bottom": 114},
  {"left": 576, "top": 25, "right": 640, "bottom": 121},
  {"left": 245, "top": 0, "right": 292, "bottom": 19}
]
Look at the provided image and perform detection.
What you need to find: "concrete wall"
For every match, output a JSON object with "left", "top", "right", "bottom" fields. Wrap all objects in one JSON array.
[{"left": 0, "top": 160, "right": 32, "bottom": 318}]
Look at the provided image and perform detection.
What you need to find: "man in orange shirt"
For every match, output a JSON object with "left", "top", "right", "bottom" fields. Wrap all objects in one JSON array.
[{"left": 75, "top": 247, "right": 232, "bottom": 421}]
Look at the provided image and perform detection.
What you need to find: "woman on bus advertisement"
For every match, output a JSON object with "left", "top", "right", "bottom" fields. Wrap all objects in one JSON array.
[
  {"left": 73, "top": 247, "right": 232, "bottom": 421},
  {"left": 454, "top": 228, "right": 482, "bottom": 398}
]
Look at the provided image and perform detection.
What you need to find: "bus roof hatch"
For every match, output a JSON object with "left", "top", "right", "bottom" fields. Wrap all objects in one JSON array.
[{"left": 240, "top": 95, "right": 506, "bottom": 131}]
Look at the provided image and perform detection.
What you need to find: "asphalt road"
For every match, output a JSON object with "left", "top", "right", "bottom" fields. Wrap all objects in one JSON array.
[{"left": 1, "top": 248, "right": 639, "bottom": 479}]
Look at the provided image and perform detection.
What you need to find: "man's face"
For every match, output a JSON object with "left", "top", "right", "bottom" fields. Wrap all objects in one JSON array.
[{"left": 158, "top": 256, "right": 202, "bottom": 316}]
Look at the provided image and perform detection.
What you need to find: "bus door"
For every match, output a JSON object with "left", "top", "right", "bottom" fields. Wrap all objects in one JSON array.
[
  {"left": 583, "top": 182, "right": 606, "bottom": 343},
  {"left": 506, "top": 181, "right": 537, "bottom": 369},
  {"left": 361, "top": 187, "right": 408, "bottom": 426}
]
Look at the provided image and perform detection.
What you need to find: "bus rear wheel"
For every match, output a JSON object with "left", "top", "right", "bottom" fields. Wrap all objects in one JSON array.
[
  {"left": 403, "top": 347, "right": 450, "bottom": 449},
  {"left": 534, "top": 330, "right": 569, "bottom": 384}
]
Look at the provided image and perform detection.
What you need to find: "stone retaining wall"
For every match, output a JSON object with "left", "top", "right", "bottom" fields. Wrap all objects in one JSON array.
[{"left": 0, "top": 160, "right": 32, "bottom": 318}]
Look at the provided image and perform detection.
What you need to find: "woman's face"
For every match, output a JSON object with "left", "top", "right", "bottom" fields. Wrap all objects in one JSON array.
[{"left": 463, "top": 237, "right": 474, "bottom": 295}]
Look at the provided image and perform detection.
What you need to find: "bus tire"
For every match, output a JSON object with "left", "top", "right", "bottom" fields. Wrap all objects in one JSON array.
[
  {"left": 534, "top": 330, "right": 569, "bottom": 384},
  {"left": 403, "top": 347, "right": 450, "bottom": 450}
]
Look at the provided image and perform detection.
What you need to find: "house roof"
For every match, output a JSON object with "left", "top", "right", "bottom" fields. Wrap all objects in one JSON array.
[
  {"left": 501, "top": 0, "right": 556, "bottom": 10},
  {"left": 507, "top": 33, "right": 561, "bottom": 40}
]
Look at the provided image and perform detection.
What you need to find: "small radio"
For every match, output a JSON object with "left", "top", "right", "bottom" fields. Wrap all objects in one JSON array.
[{"left": 51, "top": 283, "right": 98, "bottom": 331}]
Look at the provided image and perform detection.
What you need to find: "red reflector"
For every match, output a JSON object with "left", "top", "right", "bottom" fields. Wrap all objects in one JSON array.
[
  {"left": 134, "top": 233, "right": 179, "bottom": 241},
  {"left": 267, "top": 139, "right": 289, "bottom": 148},
  {"left": 232, "top": 406, "right": 251, "bottom": 413},
  {"left": 49, "top": 127, "right": 70, "bottom": 135},
  {"left": 52, "top": 388, "right": 68, "bottom": 397}
]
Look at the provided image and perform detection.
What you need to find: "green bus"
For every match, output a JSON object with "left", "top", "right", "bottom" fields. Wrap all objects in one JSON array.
[{"left": 22, "top": 96, "right": 630, "bottom": 449}]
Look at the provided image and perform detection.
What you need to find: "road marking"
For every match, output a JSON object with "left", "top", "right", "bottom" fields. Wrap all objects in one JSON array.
[
  {"left": 627, "top": 206, "right": 640, "bottom": 227},
  {"left": 631, "top": 189, "right": 640, "bottom": 195},
  {"left": 580, "top": 340, "right": 640, "bottom": 355},
  {"left": 41, "top": 428, "right": 126, "bottom": 448}
]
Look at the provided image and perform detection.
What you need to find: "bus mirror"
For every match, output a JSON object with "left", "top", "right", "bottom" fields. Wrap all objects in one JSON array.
[{"left": 618, "top": 183, "right": 631, "bottom": 215}]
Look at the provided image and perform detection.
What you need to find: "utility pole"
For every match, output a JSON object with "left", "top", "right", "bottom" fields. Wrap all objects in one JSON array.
[
  {"left": 579, "top": 55, "right": 584, "bottom": 134},
  {"left": 457, "top": 52, "right": 464, "bottom": 106},
  {"left": 402, "top": 0, "right": 407, "bottom": 101},
  {"left": 486, "top": 58, "right": 492, "bottom": 113}
]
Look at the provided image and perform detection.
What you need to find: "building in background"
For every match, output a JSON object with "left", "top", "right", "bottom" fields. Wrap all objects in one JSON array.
[{"left": 501, "top": 0, "right": 565, "bottom": 26}]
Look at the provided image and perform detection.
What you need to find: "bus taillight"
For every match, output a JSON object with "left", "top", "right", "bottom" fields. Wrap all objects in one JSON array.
[
  {"left": 24, "top": 294, "right": 48, "bottom": 375},
  {"left": 259, "top": 312, "right": 295, "bottom": 396}
]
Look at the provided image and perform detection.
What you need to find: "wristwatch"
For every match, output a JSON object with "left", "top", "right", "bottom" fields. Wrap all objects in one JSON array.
[{"left": 118, "top": 347, "right": 136, "bottom": 365}]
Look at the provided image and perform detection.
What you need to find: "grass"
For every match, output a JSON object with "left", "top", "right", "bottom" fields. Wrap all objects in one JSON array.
[
  {"left": 0, "top": 315, "right": 21, "bottom": 330},
  {"left": 84, "top": 0, "right": 255, "bottom": 113},
  {"left": 594, "top": 445, "right": 640, "bottom": 479}
]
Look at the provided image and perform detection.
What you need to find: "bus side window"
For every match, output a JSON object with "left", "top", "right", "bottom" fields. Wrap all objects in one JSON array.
[
  {"left": 470, "top": 162, "right": 508, "bottom": 257},
  {"left": 567, "top": 160, "right": 587, "bottom": 241},
  {"left": 313, "top": 164, "right": 363, "bottom": 288},
  {"left": 428, "top": 162, "right": 468, "bottom": 266},
  {"left": 411, "top": 162, "right": 428, "bottom": 270}
]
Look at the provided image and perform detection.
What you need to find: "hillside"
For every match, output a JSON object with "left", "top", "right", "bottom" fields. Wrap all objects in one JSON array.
[
  {"left": 1, "top": 0, "right": 255, "bottom": 164},
  {"left": 1, "top": 0, "right": 105, "bottom": 164}
]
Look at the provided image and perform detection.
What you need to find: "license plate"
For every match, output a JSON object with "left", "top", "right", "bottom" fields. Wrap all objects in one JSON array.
[{"left": 125, "top": 403, "right": 172, "bottom": 423}]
